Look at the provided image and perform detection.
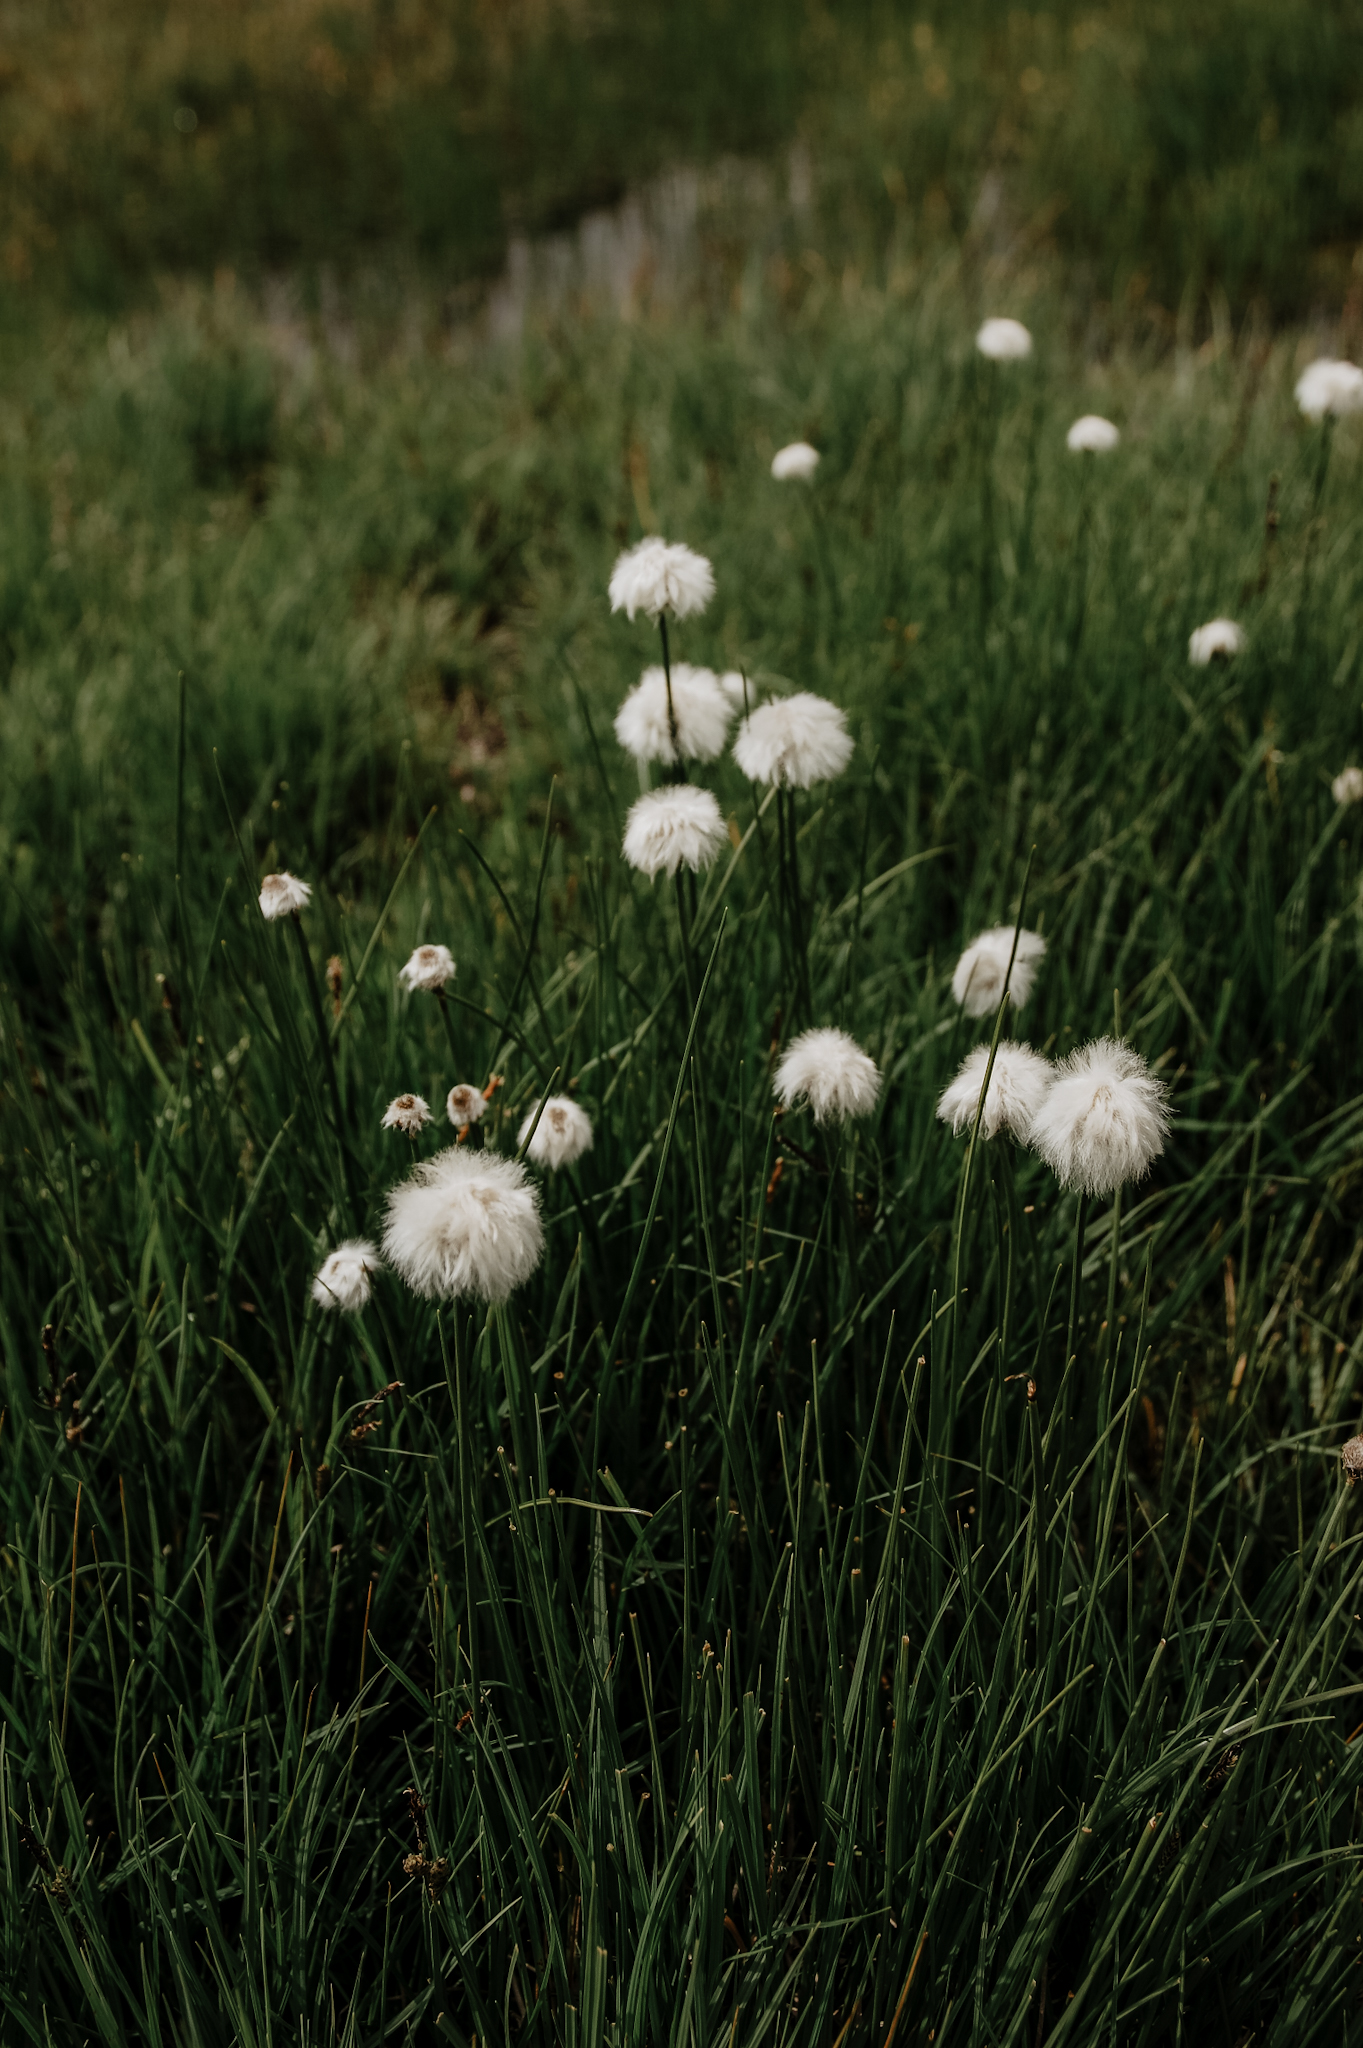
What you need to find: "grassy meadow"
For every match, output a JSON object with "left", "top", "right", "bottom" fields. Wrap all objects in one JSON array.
[{"left": 6, "top": 5, "right": 1363, "bottom": 2043}]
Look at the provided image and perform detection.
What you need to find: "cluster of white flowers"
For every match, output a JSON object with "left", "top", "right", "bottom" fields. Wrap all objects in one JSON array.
[{"left": 936, "top": 1036, "right": 1169, "bottom": 1195}]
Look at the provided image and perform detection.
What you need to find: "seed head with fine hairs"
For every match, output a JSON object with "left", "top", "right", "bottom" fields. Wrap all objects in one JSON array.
[
  {"left": 774, "top": 1027, "right": 881, "bottom": 1127},
  {"left": 1295, "top": 359, "right": 1363, "bottom": 423},
  {"left": 311, "top": 1239, "right": 380, "bottom": 1314},
  {"left": 1342, "top": 1433, "right": 1363, "bottom": 1485},
  {"left": 399, "top": 943, "right": 456, "bottom": 993},
  {"left": 951, "top": 927, "right": 1047, "bottom": 1019},
  {"left": 1188, "top": 618, "right": 1245, "bottom": 666},
  {"left": 1333, "top": 766, "right": 1363, "bottom": 807},
  {"left": 614, "top": 663, "right": 734, "bottom": 766},
  {"left": 1028, "top": 1037, "right": 1170, "bottom": 1197},
  {"left": 623, "top": 785, "right": 727, "bottom": 878},
  {"left": 608, "top": 537, "right": 715, "bottom": 621},
  {"left": 771, "top": 442, "right": 820, "bottom": 481},
  {"left": 382, "top": 1148, "right": 543, "bottom": 1304},
  {"left": 1066, "top": 415, "right": 1120, "bottom": 453},
  {"left": 382, "top": 1094, "right": 432, "bottom": 1136},
  {"left": 733, "top": 693, "right": 853, "bottom": 789},
  {"left": 446, "top": 1083, "right": 488, "bottom": 1131},
  {"left": 259, "top": 872, "right": 312, "bottom": 920},
  {"left": 937, "top": 1043, "right": 1054, "bottom": 1142},
  {"left": 520, "top": 1096, "right": 594, "bottom": 1171},
  {"left": 976, "top": 317, "right": 1032, "bottom": 362}
]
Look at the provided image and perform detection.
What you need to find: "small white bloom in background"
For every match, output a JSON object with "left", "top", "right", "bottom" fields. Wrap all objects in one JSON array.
[
  {"left": 1028, "top": 1037, "right": 1170, "bottom": 1197},
  {"left": 951, "top": 927, "right": 1047, "bottom": 1019},
  {"left": 446, "top": 1082, "right": 489, "bottom": 1130},
  {"left": 614, "top": 663, "right": 734, "bottom": 765},
  {"left": 976, "top": 317, "right": 1032, "bottom": 362},
  {"left": 1188, "top": 618, "right": 1245, "bottom": 666},
  {"left": 608, "top": 537, "right": 715, "bottom": 621},
  {"left": 718, "top": 670, "right": 753, "bottom": 711},
  {"left": 1066, "top": 414, "right": 1120, "bottom": 453},
  {"left": 771, "top": 441, "right": 820, "bottom": 481},
  {"left": 774, "top": 1026, "right": 881, "bottom": 1126},
  {"left": 519, "top": 1095, "right": 594, "bottom": 1171},
  {"left": 399, "top": 943, "right": 456, "bottom": 992},
  {"left": 733, "top": 692, "right": 853, "bottom": 789},
  {"left": 311, "top": 1239, "right": 380, "bottom": 1313},
  {"left": 1294, "top": 358, "right": 1363, "bottom": 422},
  {"left": 259, "top": 872, "right": 312, "bottom": 920},
  {"left": 382, "top": 1149, "right": 543, "bottom": 1304},
  {"left": 937, "top": 1043, "right": 1054, "bottom": 1141},
  {"left": 623, "top": 785, "right": 728, "bottom": 878},
  {"left": 382, "top": 1093, "right": 432, "bottom": 1136},
  {"left": 1333, "top": 766, "right": 1363, "bottom": 807}
]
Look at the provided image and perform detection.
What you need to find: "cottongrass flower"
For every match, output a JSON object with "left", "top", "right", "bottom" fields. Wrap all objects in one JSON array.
[
  {"left": 519, "top": 1096, "right": 594, "bottom": 1171},
  {"left": 1029, "top": 1037, "right": 1170, "bottom": 1198},
  {"left": 976, "top": 318, "right": 1032, "bottom": 362},
  {"left": 951, "top": 927, "right": 1047, "bottom": 1018},
  {"left": 311, "top": 1239, "right": 380, "bottom": 1314},
  {"left": 382, "top": 1148, "right": 543, "bottom": 1304},
  {"left": 771, "top": 441, "right": 820, "bottom": 481},
  {"left": 1295, "top": 359, "right": 1363, "bottom": 423},
  {"left": 382, "top": 1093, "right": 432, "bottom": 1136},
  {"left": 608, "top": 537, "right": 715, "bottom": 621},
  {"left": 1333, "top": 766, "right": 1363, "bottom": 807},
  {"left": 1066, "top": 415, "right": 1120, "bottom": 453},
  {"left": 615, "top": 663, "right": 734, "bottom": 766},
  {"left": 733, "top": 693, "right": 853, "bottom": 789},
  {"left": 774, "top": 1027, "right": 881, "bottom": 1126},
  {"left": 399, "top": 943, "right": 456, "bottom": 993},
  {"left": 937, "top": 1043, "right": 1054, "bottom": 1142},
  {"left": 446, "top": 1082, "right": 489, "bottom": 1131},
  {"left": 623, "top": 785, "right": 727, "bottom": 878},
  {"left": 1342, "top": 1433, "right": 1363, "bottom": 1485},
  {"left": 259, "top": 872, "right": 312, "bottom": 920},
  {"left": 1188, "top": 618, "right": 1245, "bottom": 666}
]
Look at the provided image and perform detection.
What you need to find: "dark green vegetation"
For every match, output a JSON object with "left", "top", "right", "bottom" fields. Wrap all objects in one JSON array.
[
  {"left": 5, "top": 0, "right": 1363, "bottom": 318},
  {"left": 4, "top": 243, "right": 1363, "bottom": 2039}
]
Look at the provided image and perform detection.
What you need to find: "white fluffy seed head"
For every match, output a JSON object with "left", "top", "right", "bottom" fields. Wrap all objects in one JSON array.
[
  {"left": 1188, "top": 618, "right": 1245, "bottom": 666},
  {"left": 622, "top": 785, "right": 727, "bottom": 879},
  {"left": 382, "top": 1093, "right": 432, "bottom": 1136},
  {"left": 519, "top": 1095, "right": 594, "bottom": 1171},
  {"left": 614, "top": 663, "right": 734, "bottom": 766},
  {"left": 771, "top": 441, "right": 820, "bottom": 481},
  {"left": 446, "top": 1083, "right": 489, "bottom": 1130},
  {"left": 1028, "top": 1037, "right": 1170, "bottom": 1197},
  {"left": 936, "top": 1043, "right": 1054, "bottom": 1142},
  {"left": 259, "top": 872, "right": 312, "bottom": 920},
  {"left": 733, "top": 692, "right": 853, "bottom": 789},
  {"left": 774, "top": 1026, "right": 881, "bottom": 1126},
  {"left": 608, "top": 537, "right": 715, "bottom": 621},
  {"left": 976, "top": 317, "right": 1032, "bottom": 362},
  {"left": 1295, "top": 358, "right": 1363, "bottom": 423},
  {"left": 1066, "top": 414, "right": 1120, "bottom": 453},
  {"left": 311, "top": 1239, "right": 380, "bottom": 1313},
  {"left": 381, "top": 1148, "right": 543, "bottom": 1304},
  {"left": 399, "top": 943, "right": 456, "bottom": 992},
  {"left": 1333, "top": 766, "right": 1363, "bottom": 807},
  {"left": 951, "top": 927, "right": 1047, "bottom": 1019}
]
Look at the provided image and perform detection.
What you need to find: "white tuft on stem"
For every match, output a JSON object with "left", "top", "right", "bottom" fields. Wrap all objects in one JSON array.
[
  {"left": 382, "top": 1148, "right": 543, "bottom": 1304},
  {"left": 311, "top": 1239, "right": 380, "bottom": 1313},
  {"left": 771, "top": 442, "right": 821, "bottom": 481},
  {"left": 519, "top": 1096, "right": 594, "bottom": 1171},
  {"left": 614, "top": 664, "right": 734, "bottom": 766},
  {"left": 382, "top": 1094, "right": 432, "bottom": 1136},
  {"left": 399, "top": 943, "right": 456, "bottom": 992},
  {"left": 733, "top": 693, "right": 853, "bottom": 789},
  {"left": 976, "top": 318, "right": 1032, "bottom": 361},
  {"left": 1066, "top": 414, "right": 1120, "bottom": 453},
  {"left": 774, "top": 1026, "right": 881, "bottom": 1126},
  {"left": 259, "top": 872, "right": 312, "bottom": 920},
  {"left": 951, "top": 927, "right": 1046, "bottom": 1018},
  {"left": 622, "top": 785, "right": 727, "bottom": 878},
  {"left": 937, "top": 1043, "right": 1054, "bottom": 1141},
  {"left": 1028, "top": 1036, "right": 1170, "bottom": 1197},
  {"left": 608, "top": 537, "right": 715, "bottom": 621},
  {"left": 446, "top": 1083, "right": 489, "bottom": 1131},
  {"left": 1188, "top": 618, "right": 1245, "bottom": 666},
  {"left": 1295, "top": 359, "right": 1363, "bottom": 422}
]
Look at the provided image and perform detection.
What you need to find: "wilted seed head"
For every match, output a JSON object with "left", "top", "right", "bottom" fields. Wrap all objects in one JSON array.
[
  {"left": 1344, "top": 1434, "right": 1363, "bottom": 1485},
  {"left": 382, "top": 1093, "right": 432, "bottom": 1136},
  {"left": 1066, "top": 414, "right": 1120, "bottom": 453},
  {"left": 519, "top": 1095, "right": 594, "bottom": 1170},
  {"left": 608, "top": 537, "right": 715, "bottom": 621},
  {"left": 258, "top": 872, "right": 312, "bottom": 920},
  {"left": 774, "top": 1026, "right": 881, "bottom": 1126},
  {"left": 311, "top": 1239, "right": 380, "bottom": 1314},
  {"left": 1295, "top": 358, "right": 1363, "bottom": 423},
  {"left": 382, "top": 1148, "right": 543, "bottom": 1304},
  {"left": 1332, "top": 766, "right": 1363, "bottom": 807},
  {"left": 399, "top": 944, "right": 456, "bottom": 993},
  {"left": 622, "top": 785, "right": 728, "bottom": 878},
  {"left": 446, "top": 1082, "right": 488, "bottom": 1130},
  {"left": 936, "top": 1043, "right": 1054, "bottom": 1141},
  {"left": 976, "top": 317, "right": 1032, "bottom": 362},
  {"left": 733, "top": 692, "right": 853, "bottom": 789},
  {"left": 614, "top": 663, "right": 734, "bottom": 766},
  {"left": 951, "top": 926, "right": 1047, "bottom": 1018},
  {"left": 771, "top": 441, "right": 820, "bottom": 481},
  {"left": 1188, "top": 618, "right": 1245, "bottom": 666},
  {"left": 1028, "top": 1037, "right": 1171, "bottom": 1198}
]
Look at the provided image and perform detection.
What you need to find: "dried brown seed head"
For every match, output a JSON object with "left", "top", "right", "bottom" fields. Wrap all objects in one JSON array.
[{"left": 1343, "top": 1434, "right": 1363, "bottom": 1484}]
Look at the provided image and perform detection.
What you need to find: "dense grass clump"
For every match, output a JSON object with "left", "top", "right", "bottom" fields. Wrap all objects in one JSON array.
[{"left": 4, "top": 265, "right": 1363, "bottom": 2041}]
